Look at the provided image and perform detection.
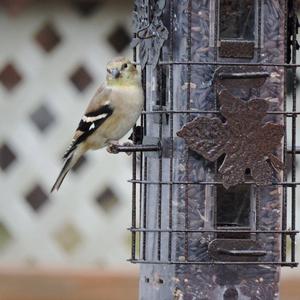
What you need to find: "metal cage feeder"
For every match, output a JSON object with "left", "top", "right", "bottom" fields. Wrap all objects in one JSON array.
[{"left": 117, "top": 0, "right": 300, "bottom": 299}]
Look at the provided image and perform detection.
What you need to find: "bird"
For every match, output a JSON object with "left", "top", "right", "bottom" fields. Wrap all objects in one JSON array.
[{"left": 51, "top": 57, "right": 143, "bottom": 192}]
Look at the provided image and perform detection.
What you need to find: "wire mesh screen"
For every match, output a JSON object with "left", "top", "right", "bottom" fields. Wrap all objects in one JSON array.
[{"left": 128, "top": 0, "right": 299, "bottom": 272}]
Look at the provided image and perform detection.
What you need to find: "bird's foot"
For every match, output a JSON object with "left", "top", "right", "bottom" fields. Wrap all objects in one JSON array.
[
  {"left": 106, "top": 140, "right": 134, "bottom": 155},
  {"left": 106, "top": 140, "right": 120, "bottom": 154}
]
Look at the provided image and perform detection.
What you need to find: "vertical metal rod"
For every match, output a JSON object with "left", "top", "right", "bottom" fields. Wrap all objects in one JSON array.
[
  {"left": 255, "top": 187, "right": 260, "bottom": 238},
  {"left": 291, "top": 3, "right": 297, "bottom": 263},
  {"left": 133, "top": 16, "right": 143, "bottom": 261},
  {"left": 168, "top": 0, "right": 174, "bottom": 262},
  {"left": 131, "top": 10, "right": 138, "bottom": 261},
  {"left": 131, "top": 136, "right": 137, "bottom": 260},
  {"left": 157, "top": 62, "right": 163, "bottom": 261},
  {"left": 213, "top": 0, "right": 219, "bottom": 234},
  {"left": 253, "top": 187, "right": 259, "bottom": 240},
  {"left": 142, "top": 69, "right": 147, "bottom": 261},
  {"left": 184, "top": 0, "right": 192, "bottom": 260},
  {"left": 282, "top": 0, "right": 289, "bottom": 263},
  {"left": 257, "top": 0, "right": 262, "bottom": 59},
  {"left": 139, "top": 112, "right": 144, "bottom": 259},
  {"left": 139, "top": 85, "right": 144, "bottom": 261},
  {"left": 142, "top": 0, "right": 150, "bottom": 262},
  {"left": 255, "top": 0, "right": 263, "bottom": 253}
]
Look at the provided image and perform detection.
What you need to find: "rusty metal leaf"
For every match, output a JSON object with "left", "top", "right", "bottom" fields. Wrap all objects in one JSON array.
[
  {"left": 177, "top": 117, "right": 229, "bottom": 162},
  {"left": 177, "top": 92, "right": 284, "bottom": 189}
]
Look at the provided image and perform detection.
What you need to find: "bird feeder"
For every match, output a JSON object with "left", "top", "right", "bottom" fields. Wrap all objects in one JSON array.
[{"left": 116, "top": 0, "right": 300, "bottom": 299}]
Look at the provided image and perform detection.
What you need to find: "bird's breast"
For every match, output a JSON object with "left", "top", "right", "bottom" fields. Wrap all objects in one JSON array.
[{"left": 86, "top": 85, "right": 143, "bottom": 149}]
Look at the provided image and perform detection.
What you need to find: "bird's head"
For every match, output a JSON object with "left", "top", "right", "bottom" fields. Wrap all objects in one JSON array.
[{"left": 106, "top": 57, "right": 139, "bottom": 86}]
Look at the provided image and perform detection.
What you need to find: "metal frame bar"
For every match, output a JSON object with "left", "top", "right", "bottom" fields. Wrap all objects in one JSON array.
[
  {"left": 129, "top": 259, "right": 298, "bottom": 267},
  {"left": 142, "top": 67, "right": 147, "bottom": 261},
  {"left": 129, "top": 180, "right": 300, "bottom": 186},
  {"left": 282, "top": 0, "right": 288, "bottom": 265},
  {"left": 183, "top": 0, "right": 192, "bottom": 263},
  {"left": 141, "top": 110, "right": 300, "bottom": 116},
  {"left": 157, "top": 57, "right": 163, "bottom": 262},
  {"left": 130, "top": 228, "right": 299, "bottom": 234},
  {"left": 131, "top": 13, "right": 137, "bottom": 261},
  {"left": 157, "top": 61, "right": 300, "bottom": 67},
  {"left": 291, "top": 0, "right": 297, "bottom": 264},
  {"left": 167, "top": 0, "right": 174, "bottom": 262}
]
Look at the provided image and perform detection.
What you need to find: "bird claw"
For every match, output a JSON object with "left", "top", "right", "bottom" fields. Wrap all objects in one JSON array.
[
  {"left": 106, "top": 141, "right": 133, "bottom": 155},
  {"left": 106, "top": 141, "right": 120, "bottom": 154}
]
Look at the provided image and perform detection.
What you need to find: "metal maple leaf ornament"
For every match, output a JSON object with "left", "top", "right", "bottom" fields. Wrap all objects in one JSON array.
[{"left": 177, "top": 90, "right": 284, "bottom": 189}]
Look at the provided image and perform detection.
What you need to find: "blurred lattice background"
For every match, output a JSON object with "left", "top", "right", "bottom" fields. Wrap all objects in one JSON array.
[{"left": 0, "top": 0, "right": 135, "bottom": 269}]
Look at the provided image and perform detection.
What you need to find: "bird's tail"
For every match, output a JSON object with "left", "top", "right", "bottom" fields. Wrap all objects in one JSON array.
[{"left": 51, "top": 148, "right": 83, "bottom": 192}]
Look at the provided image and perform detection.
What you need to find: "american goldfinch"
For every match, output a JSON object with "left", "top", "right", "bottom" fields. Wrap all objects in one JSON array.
[{"left": 51, "top": 57, "right": 143, "bottom": 192}]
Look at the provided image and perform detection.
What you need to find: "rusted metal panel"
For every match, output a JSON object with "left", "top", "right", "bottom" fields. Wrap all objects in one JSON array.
[{"left": 219, "top": 40, "right": 255, "bottom": 58}]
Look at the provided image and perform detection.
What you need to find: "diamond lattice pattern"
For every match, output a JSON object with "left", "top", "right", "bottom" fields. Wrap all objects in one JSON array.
[{"left": 0, "top": 0, "right": 133, "bottom": 268}]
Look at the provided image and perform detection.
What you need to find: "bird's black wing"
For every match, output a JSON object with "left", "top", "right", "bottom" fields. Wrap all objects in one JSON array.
[{"left": 63, "top": 104, "right": 113, "bottom": 159}]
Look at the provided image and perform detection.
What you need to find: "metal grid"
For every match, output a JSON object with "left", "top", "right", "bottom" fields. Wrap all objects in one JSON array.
[{"left": 124, "top": 0, "right": 299, "bottom": 268}]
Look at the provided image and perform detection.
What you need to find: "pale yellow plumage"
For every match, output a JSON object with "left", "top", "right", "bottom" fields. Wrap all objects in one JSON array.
[{"left": 51, "top": 57, "right": 143, "bottom": 192}]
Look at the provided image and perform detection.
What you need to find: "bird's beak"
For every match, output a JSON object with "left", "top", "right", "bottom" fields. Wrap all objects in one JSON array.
[{"left": 111, "top": 68, "right": 121, "bottom": 79}]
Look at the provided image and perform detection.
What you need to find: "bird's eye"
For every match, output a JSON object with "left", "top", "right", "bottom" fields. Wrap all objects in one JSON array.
[{"left": 122, "top": 63, "right": 128, "bottom": 69}]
